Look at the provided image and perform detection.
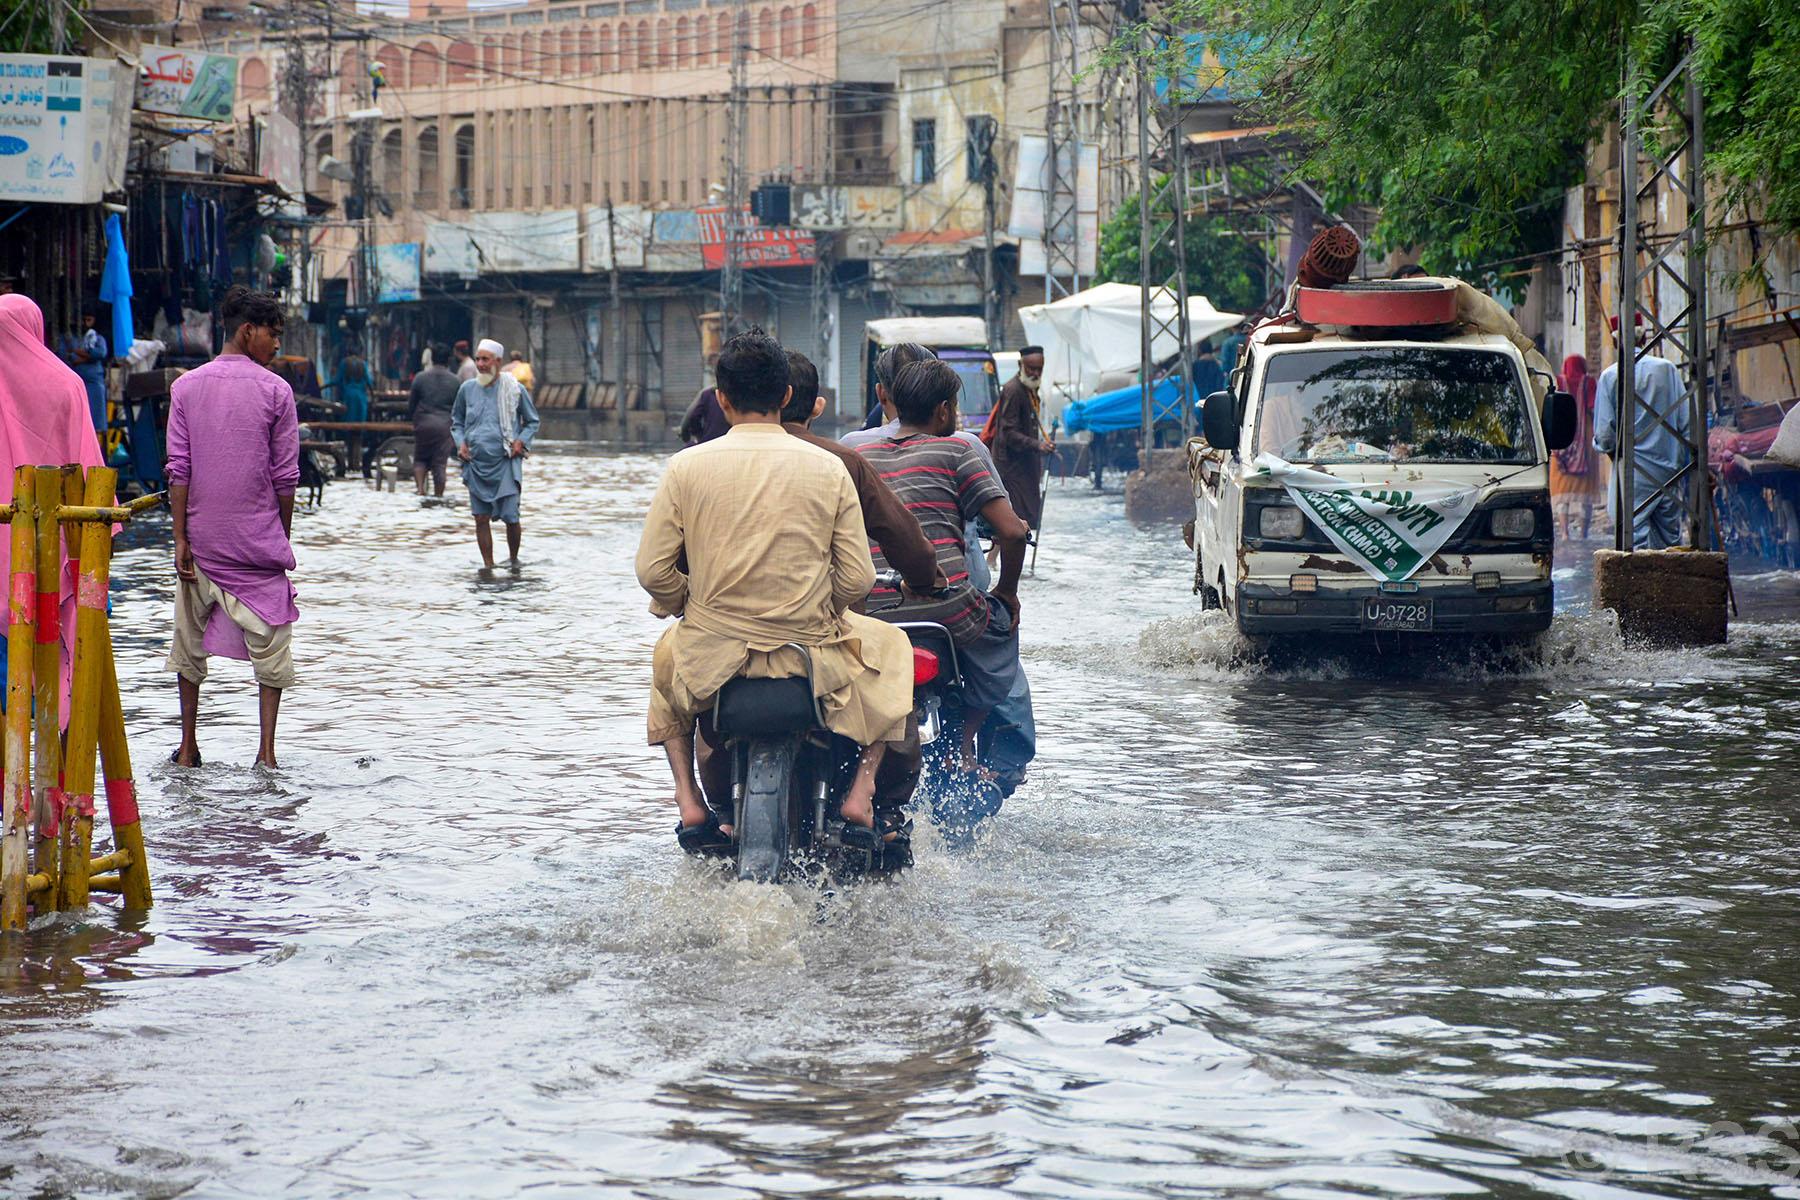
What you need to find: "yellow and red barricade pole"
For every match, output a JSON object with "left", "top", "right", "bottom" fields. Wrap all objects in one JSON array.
[{"left": 0, "top": 465, "right": 159, "bottom": 931}]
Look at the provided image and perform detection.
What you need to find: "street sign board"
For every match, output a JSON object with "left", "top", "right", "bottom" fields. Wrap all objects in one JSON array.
[
  {"left": 136, "top": 45, "right": 238, "bottom": 122},
  {"left": 0, "top": 55, "right": 133, "bottom": 204}
]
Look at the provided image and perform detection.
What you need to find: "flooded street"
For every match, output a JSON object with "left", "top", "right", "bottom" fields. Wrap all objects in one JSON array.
[{"left": 4, "top": 449, "right": 1798, "bottom": 1198}]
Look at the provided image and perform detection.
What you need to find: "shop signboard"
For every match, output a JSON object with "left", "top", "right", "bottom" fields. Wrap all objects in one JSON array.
[
  {"left": 374, "top": 242, "right": 422, "bottom": 303},
  {"left": 0, "top": 55, "right": 133, "bottom": 204},
  {"left": 136, "top": 45, "right": 238, "bottom": 122},
  {"left": 695, "top": 205, "right": 815, "bottom": 269}
]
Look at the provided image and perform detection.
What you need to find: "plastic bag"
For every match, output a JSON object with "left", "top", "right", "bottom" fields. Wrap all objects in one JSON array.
[{"left": 1770, "top": 404, "right": 1800, "bottom": 467}]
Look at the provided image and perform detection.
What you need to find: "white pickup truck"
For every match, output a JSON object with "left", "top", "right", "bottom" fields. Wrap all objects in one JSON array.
[{"left": 1188, "top": 281, "right": 1578, "bottom": 639}]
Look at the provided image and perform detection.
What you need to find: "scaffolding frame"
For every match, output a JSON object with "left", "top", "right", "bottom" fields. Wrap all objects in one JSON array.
[
  {"left": 1135, "top": 70, "right": 1195, "bottom": 455},
  {"left": 1616, "top": 46, "right": 1714, "bottom": 552},
  {"left": 1043, "top": 0, "right": 1084, "bottom": 302}
]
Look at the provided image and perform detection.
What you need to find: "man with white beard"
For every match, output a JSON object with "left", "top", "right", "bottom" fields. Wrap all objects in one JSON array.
[{"left": 452, "top": 338, "right": 541, "bottom": 569}]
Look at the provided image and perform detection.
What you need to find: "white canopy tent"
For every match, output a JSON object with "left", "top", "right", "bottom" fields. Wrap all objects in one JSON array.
[{"left": 1018, "top": 283, "right": 1242, "bottom": 422}]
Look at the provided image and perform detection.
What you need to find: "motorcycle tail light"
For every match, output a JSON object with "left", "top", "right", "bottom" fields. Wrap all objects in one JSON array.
[{"left": 912, "top": 647, "right": 941, "bottom": 686}]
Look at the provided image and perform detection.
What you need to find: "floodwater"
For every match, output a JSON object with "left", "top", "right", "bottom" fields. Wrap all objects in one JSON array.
[{"left": 4, "top": 449, "right": 1798, "bottom": 1199}]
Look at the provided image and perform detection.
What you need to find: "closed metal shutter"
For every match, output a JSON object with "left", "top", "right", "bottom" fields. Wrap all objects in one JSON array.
[
  {"left": 541, "top": 305, "right": 591, "bottom": 395},
  {"left": 662, "top": 296, "right": 707, "bottom": 413},
  {"left": 838, "top": 290, "right": 890, "bottom": 425},
  {"left": 476, "top": 302, "right": 528, "bottom": 364}
]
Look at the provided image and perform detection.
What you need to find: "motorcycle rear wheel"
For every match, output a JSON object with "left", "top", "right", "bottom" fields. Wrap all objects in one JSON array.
[{"left": 735, "top": 738, "right": 799, "bottom": 883}]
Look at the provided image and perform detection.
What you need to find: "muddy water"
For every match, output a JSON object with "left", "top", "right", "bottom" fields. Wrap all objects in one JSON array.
[{"left": 3, "top": 451, "right": 1797, "bottom": 1198}]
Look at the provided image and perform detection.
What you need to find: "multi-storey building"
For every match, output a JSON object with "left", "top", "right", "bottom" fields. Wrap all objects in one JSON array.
[{"left": 191, "top": 0, "right": 1084, "bottom": 431}]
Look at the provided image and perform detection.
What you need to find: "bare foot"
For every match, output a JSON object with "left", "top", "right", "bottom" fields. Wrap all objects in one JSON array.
[
  {"left": 256, "top": 753, "right": 279, "bottom": 770},
  {"left": 674, "top": 787, "right": 710, "bottom": 830},
  {"left": 171, "top": 745, "right": 201, "bottom": 767}
]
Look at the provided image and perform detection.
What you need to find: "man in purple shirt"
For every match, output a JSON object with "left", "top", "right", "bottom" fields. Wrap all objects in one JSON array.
[{"left": 165, "top": 286, "right": 300, "bottom": 769}]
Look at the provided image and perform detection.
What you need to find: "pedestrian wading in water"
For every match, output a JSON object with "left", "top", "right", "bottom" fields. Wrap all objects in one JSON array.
[
  {"left": 452, "top": 337, "right": 541, "bottom": 569},
  {"left": 165, "top": 285, "right": 300, "bottom": 769}
]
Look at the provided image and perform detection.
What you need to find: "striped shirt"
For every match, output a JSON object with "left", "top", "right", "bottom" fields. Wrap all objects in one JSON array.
[{"left": 855, "top": 432, "right": 1008, "bottom": 644}]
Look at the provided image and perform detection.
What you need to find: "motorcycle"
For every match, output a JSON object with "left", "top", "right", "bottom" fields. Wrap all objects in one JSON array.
[{"left": 682, "top": 636, "right": 928, "bottom": 884}]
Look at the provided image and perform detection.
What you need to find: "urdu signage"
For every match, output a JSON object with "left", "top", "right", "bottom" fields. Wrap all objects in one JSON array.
[{"left": 0, "top": 55, "right": 132, "bottom": 205}]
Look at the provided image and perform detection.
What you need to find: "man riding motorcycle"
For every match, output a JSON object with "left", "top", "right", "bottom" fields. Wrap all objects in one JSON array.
[
  {"left": 855, "top": 358, "right": 1030, "bottom": 775},
  {"left": 634, "top": 329, "right": 915, "bottom": 844}
]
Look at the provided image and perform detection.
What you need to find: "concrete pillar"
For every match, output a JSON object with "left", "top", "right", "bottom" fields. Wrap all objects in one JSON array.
[{"left": 1592, "top": 549, "right": 1729, "bottom": 646}]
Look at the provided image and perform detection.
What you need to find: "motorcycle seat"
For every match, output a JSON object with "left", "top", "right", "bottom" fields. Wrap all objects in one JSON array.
[{"left": 714, "top": 675, "right": 822, "bottom": 736}]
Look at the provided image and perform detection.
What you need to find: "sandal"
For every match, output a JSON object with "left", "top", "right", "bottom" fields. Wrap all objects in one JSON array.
[{"left": 675, "top": 813, "right": 733, "bottom": 854}]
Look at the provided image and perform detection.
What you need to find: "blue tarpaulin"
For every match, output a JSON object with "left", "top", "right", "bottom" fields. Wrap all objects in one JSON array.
[
  {"left": 99, "top": 213, "right": 133, "bottom": 361},
  {"left": 1060, "top": 377, "right": 1201, "bottom": 435}
]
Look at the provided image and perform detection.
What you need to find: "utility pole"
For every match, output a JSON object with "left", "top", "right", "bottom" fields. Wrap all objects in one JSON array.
[
  {"left": 608, "top": 195, "right": 626, "bottom": 412},
  {"left": 974, "top": 114, "right": 1000, "bottom": 346},
  {"left": 720, "top": 0, "right": 749, "bottom": 336},
  {"left": 351, "top": 30, "right": 377, "bottom": 371},
  {"left": 1042, "top": 0, "right": 1082, "bottom": 302}
]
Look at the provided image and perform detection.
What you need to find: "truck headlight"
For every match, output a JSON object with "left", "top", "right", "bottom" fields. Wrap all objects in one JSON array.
[
  {"left": 1259, "top": 506, "right": 1305, "bottom": 540},
  {"left": 1491, "top": 508, "right": 1535, "bottom": 538}
]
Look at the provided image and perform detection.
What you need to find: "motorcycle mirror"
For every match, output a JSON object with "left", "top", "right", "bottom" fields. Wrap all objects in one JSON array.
[
  {"left": 1201, "top": 390, "right": 1239, "bottom": 451},
  {"left": 1543, "top": 388, "right": 1578, "bottom": 452}
]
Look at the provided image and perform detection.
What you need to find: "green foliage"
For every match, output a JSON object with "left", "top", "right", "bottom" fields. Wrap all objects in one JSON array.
[
  {"left": 0, "top": 0, "right": 70, "bottom": 55},
  {"left": 1143, "top": 0, "right": 1800, "bottom": 273},
  {"left": 1097, "top": 183, "right": 1268, "bottom": 314}
]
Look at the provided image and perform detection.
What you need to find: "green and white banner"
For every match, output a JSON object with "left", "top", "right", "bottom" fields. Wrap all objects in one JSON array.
[{"left": 1252, "top": 453, "right": 1482, "bottom": 583}]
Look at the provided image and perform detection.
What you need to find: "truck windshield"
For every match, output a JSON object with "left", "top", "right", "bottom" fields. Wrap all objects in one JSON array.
[{"left": 1255, "top": 347, "right": 1534, "bottom": 465}]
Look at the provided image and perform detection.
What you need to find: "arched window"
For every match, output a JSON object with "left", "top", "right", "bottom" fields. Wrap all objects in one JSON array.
[
  {"left": 447, "top": 41, "right": 476, "bottom": 84},
  {"left": 310, "top": 132, "right": 334, "bottom": 193},
  {"left": 410, "top": 43, "right": 440, "bottom": 87},
  {"left": 560, "top": 30, "right": 579, "bottom": 76},
  {"left": 713, "top": 13, "right": 731, "bottom": 64},
  {"left": 636, "top": 19, "right": 652, "bottom": 69},
  {"left": 452, "top": 123, "right": 475, "bottom": 209},
  {"left": 380, "top": 126, "right": 404, "bottom": 193},
  {"left": 757, "top": 8, "right": 774, "bottom": 55},
  {"left": 801, "top": 3, "right": 819, "bottom": 55},
  {"left": 482, "top": 39, "right": 501, "bottom": 77},
  {"left": 597, "top": 25, "right": 614, "bottom": 72},
  {"left": 416, "top": 122, "right": 439, "bottom": 208},
  {"left": 733, "top": 9, "right": 749, "bottom": 61},
  {"left": 338, "top": 47, "right": 362, "bottom": 96},
  {"left": 241, "top": 57, "right": 269, "bottom": 101},
  {"left": 674, "top": 16, "right": 689, "bottom": 66},
  {"left": 505, "top": 34, "right": 523, "bottom": 76},
  {"left": 375, "top": 45, "right": 406, "bottom": 91},
  {"left": 616, "top": 23, "right": 632, "bottom": 71},
  {"left": 578, "top": 28, "right": 596, "bottom": 75},
  {"left": 655, "top": 18, "right": 671, "bottom": 67},
  {"left": 778, "top": 7, "right": 796, "bottom": 58}
]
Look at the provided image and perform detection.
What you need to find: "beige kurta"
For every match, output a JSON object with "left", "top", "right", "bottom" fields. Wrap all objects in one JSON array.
[{"left": 635, "top": 422, "right": 914, "bottom": 746}]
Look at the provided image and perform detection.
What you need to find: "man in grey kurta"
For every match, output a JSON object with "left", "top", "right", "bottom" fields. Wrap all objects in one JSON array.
[
  {"left": 452, "top": 338, "right": 541, "bottom": 568},
  {"left": 1594, "top": 319, "right": 1692, "bottom": 550}
]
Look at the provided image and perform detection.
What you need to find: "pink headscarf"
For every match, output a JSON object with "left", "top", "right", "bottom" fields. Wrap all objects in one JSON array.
[{"left": 0, "top": 294, "right": 108, "bottom": 718}]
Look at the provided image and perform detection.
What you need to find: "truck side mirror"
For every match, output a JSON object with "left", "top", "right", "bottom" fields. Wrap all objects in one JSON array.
[
  {"left": 1201, "top": 390, "right": 1239, "bottom": 451},
  {"left": 1543, "top": 389, "right": 1577, "bottom": 452}
]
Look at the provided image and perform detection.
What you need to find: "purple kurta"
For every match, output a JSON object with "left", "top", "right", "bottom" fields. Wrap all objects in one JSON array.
[{"left": 166, "top": 355, "right": 301, "bottom": 653}]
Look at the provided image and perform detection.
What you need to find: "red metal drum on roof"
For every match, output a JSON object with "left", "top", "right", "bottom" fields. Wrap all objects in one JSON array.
[{"left": 1296, "top": 281, "right": 1458, "bottom": 328}]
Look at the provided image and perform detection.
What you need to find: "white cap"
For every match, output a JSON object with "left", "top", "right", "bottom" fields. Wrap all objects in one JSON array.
[{"left": 477, "top": 338, "right": 504, "bottom": 357}]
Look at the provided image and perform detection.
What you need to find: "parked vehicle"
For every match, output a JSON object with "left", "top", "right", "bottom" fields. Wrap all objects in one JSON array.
[
  {"left": 862, "top": 317, "right": 999, "bottom": 433},
  {"left": 1189, "top": 280, "right": 1578, "bottom": 641}
]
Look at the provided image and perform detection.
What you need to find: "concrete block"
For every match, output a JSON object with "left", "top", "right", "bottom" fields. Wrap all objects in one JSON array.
[
  {"left": 1592, "top": 549, "right": 1729, "bottom": 646},
  {"left": 1124, "top": 448, "right": 1193, "bottom": 525}
]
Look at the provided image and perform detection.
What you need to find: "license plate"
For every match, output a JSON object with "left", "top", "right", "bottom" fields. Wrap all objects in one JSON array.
[{"left": 1362, "top": 597, "right": 1434, "bottom": 631}]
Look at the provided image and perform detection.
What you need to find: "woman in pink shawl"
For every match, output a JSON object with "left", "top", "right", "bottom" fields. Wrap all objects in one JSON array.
[
  {"left": 1550, "top": 353, "right": 1605, "bottom": 541},
  {"left": 0, "top": 294, "right": 108, "bottom": 720}
]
